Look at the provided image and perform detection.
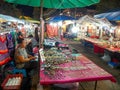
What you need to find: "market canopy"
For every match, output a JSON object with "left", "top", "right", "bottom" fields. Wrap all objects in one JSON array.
[
  {"left": 0, "top": 14, "right": 24, "bottom": 23},
  {"left": 94, "top": 10, "right": 120, "bottom": 21},
  {"left": 0, "top": 18, "right": 6, "bottom": 23},
  {"left": 19, "top": 16, "right": 40, "bottom": 24},
  {"left": 76, "top": 15, "right": 101, "bottom": 27},
  {"left": 5, "top": 0, "right": 100, "bottom": 48},
  {"left": 96, "top": 18, "right": 112, "bottom": 27},
  {"left": 76, "top": 15, "right": 112, "bottom": 28},
  {"left": 47, "top": 15, "right": 76, "bottom": 23},
  {"left": 76, "top": 15, "right": 98, "bottom": 24},
  {"left": 5, "top": 0, "right": 100, "bottom": 9}
]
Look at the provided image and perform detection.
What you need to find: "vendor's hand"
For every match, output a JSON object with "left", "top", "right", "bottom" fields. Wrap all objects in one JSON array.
[
  {"left": 28, "top": 55, "right": 33, "bottom": 58},
  {"left": 29, "top": 57, "right": 36, "bottom": 60}
]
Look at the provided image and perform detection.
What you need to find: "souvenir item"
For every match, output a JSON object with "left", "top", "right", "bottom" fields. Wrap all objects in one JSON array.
[{"left": 42, "top": 48, "right": 77, "bottom": 77}]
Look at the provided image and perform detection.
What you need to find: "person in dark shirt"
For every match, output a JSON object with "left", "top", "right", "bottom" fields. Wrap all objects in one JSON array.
[{"left": 15, "top": 28, "right": 24, "bottom": 43}]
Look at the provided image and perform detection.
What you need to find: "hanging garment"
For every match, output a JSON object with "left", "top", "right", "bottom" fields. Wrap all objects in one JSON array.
[
  {"left": 10, "top": 29, "right": 17, "bottom": 47},
  {"left": 46, "top": 24, "right": 58, "bottom": 38},
  {"left": 6, "top": 33, "right": 14, "bottom": 49},
  {"left": 0, "top": 53, "right": 11, "bottom": 66},
  {"left": 62, "top": 25, "right": 66, "bottom": 33},
  {"left": 6, "top": 33, "right": 15, "bottom": 58},
  {"left": 0, "top": 35, "right": 8, "bottom": 54},
  {"left": 0, "top": 35, "right": 11, "bottom": 65}
]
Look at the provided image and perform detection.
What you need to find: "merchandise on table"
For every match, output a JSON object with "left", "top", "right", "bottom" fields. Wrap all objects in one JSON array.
[
  {"left": 42, "top": 47, "right": 77, "bottom": 76},
  {"left": 84, "top": 37, "right": 120, "bottom": 52},
  {"left": 40, "top": 53, "right": 116, "bottom": 85}
]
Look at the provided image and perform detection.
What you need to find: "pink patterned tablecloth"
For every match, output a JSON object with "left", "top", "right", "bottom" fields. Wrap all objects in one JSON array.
[{"left": 40, "top": 55, "right": 116, "bottom": 85}]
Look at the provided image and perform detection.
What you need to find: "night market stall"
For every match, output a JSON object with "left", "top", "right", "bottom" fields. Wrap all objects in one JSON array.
[
  {"left": 0, "top": 15, "right": 40, "bottom": 89},
  {"left": 80, "top": 19, "right": 120, "bottom": 68},
  {"left": 0, "top": 14, "right": 24, "bottom": 24},
  {"left": 76, "top": 15, "right": 113, "bottom": 40},
  {"left": 76, "top": 15, "right": 99, "bottom": 39},
  {"left": 45, "top": 15, "right": 76, "bottom": 40},
  {"left": 3, "top": 0, "right": 117, "bottom": 90}
]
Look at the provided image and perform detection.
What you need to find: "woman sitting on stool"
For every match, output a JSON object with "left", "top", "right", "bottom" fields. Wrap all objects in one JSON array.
[{"left": 14, "top": 38, "right": 39, "bottom": 88}]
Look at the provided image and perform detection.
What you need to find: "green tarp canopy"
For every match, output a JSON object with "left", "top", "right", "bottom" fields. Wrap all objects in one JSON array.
[
  {"left": 5, "top": 0, "right": 100, "bottom": 9},
  {"left": 5, "top": 0, "right": 100, "bottom": 47}
]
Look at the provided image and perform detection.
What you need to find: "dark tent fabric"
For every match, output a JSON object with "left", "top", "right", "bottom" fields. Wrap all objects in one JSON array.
[{"left": 94, "top": 10, "right": 120, "bottom": 21}]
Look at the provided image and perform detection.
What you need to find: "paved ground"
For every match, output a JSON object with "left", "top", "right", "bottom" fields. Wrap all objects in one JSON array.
[
  {"left": 38, "top": 39, "right": 120, "bottom": 90},
  {"left": 64, "top": 39, "right": 120, "bottom": 90}
]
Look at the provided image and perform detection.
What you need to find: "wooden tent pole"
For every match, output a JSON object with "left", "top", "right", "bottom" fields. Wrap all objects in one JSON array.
[{"left": 40, "top": 0, "right": 44, "bottom": 48}]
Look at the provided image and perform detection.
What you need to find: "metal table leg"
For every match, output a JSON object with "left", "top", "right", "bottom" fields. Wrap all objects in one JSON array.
[{"left": 94, "top": 81, "right": 97, "bottom": 90}]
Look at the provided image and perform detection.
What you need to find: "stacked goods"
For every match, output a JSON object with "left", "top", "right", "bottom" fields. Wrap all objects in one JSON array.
[{"left": 1, "top": 74, "right": 23, "bottom": 90}]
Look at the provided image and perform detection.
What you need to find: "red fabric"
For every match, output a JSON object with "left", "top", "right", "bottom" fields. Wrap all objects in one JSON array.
[
  {"left": 90, "top": 36, "right": 96, "bottom": 38},
  {"left": 0, "top": 57, "right": 11, "bottom": 66},
  {"left": 54, "top": 26, "right": 58, "bottom": 36},
  {"left": 96, "top": 36, "right": 99, "bottom": 39},
  {"left": 0, "top": 35, "right": 8, "bottom": 54},
  {"left": 0, "top": 49, "right": 8, "bottom": 54},
  {"left": 46, "top": 24, "right": 58, "bottom": 38},
  {"left": 90, "top": 36, "right": 99, "bottom": 39},
  {"left": 94, "top": 44, "right": 104, "bottom": 54},
  {"left": 33, "top": 47, "right": 39, "bottom": 54},
  {"left": 112, "top": 58, "right": 119, "bottom": 63},
  {"left": 40, "top": 55, "right": 116, "bottom": 85},
  {"left": 0, "top": 35, "right": 6, "bottom": 43},
  {"left": 60, "top": 35, "right": 63, "bottom": 40}
]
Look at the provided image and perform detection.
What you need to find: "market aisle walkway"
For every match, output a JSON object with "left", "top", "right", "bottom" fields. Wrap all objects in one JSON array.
[{"left": 63, "top": 39, "right": 120, "bottom": 90}]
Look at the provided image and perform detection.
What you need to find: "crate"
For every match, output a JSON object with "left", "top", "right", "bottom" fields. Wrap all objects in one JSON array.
[
  {"left": 1, "top": 74, "right": 23, "bottom": 90},
  {"left": 108, "top": 62, "right": 120, "bottom": 68}
]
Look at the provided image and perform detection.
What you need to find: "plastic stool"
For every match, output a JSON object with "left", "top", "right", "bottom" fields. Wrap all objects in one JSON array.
[
  {"left": 12, "top": 68, "right": 27, "bottom": 77},
  {"left": 108, "top": 61, "right": 119, "bottom": 68},
  {"left": 9, "top": 61, "right": 27, "bottom": 77}
]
